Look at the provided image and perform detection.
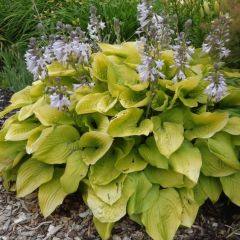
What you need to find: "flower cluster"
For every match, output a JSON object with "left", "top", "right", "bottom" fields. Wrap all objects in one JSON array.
[
  {"left": 137, "top": 0, "right": 153, "bottom": 30},
  {"left": 87, "top": 5, "right": 106, "bottom": 43},
  {"left": 25, "top": 38, "right": 54, "bottom": 80},
  {"left": 137, "top": 38, "right": 165, "bottom": 82},
  {"left": 52, "top": 23, "right": 91, "bottom": 65},
  {"left": 137, "top": 0, "right": 173, "bottom": 83},
  {"left": 25, "top": 23, "right": 92, "bottom": 81},
  {"left": 204, "top": 64, "right": 227, "bottom": 102},
  {"left": 45, "top": 77, "right": 72, "bottom": 110},
  {"left": 202, "top": 14, "right": 231, "bottom": 60},
  {"left": 25, "top": 5, "right": 105, "bottom": 83},
  {"left": 137, "top": 0, "right": 173, "bottom": 50},
  {"left": 172, "top": 31, "right": 195, "bottom": 82}
]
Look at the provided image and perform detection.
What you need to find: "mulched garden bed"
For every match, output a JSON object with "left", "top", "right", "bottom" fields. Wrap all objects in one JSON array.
[{"left": 0, "top": 88, "right": 240, "bottom": 240}]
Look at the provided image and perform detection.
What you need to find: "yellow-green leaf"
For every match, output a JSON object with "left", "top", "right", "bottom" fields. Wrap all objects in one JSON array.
[
  {"left": 139, "top": 136, "right": 168, "bottom": 169},
  {"left": 208, "top": 132, "right": 240, "bottom": 170},
  {"left": 33, "top": 125, "right": 80, "bottom": 164},
  {"left": 152, "top": 116, "right": 184, "bottom": 158},
  {"left": 91, "top": 174, "right": 127, "bottom": 205},
  {"left": 223, "top": 117, "right": 240, "bottom": 135},
  {"left": 115, "top": 148, "right": 147, "bottom": 173},
  {"left": 16, "top": 158, "right": 54, "bottom": 197},
  {"left": 34, "top": 105, "right": 74, "bottom": 126},
  {"left": 169, "top": 141, "right": 202, "bottom": 183},
  {"left": 108, "top": 108, "right": 153, "bottom": 137},
  {"left": 38, "top": 170, "right": 68, "bottom": 217},
  {"left": 5, "top": 121, "right": 41, "bottom": 141},
  {"left": 220, "top": 172, "right": 240, "bottom": 206},
  {"left": 185, "top": 111, "right": 229, "bottom": 140},
  {"left": 178, "top": 188, "right": 199, "bottom": 227},
  {"left": 93, "top": 217, "right": 114, "bottom": 240},
  {"left": 141, "top": 188, "right": 182, "bottom": 240},
  {"left": 144, "top": 166, "right": 184, "bottom": 188},
  {"left": 60, "top": 151, "right": 88, "bottom": 194},
  {"left": 79, "top": 131, "right": 113, "bottom": 165},
  {"left": 199, "top": 175, "right": 222, "bottom": 204}
]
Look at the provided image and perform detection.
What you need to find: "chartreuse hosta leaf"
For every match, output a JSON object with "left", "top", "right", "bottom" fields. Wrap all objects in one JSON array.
[
  {"left": 108, "top": 108, "right": 153, "bottom": 137},
  {"left": 76, "top": 92, "right": 118, "bottom": 115},
  {"left": 199, "top": 175, "right": 222, "bottom": 204},
  {"left": 144, "top": 166, "right": 184, "bottom": 188},
  {"left": 167, "top": 76, "right": 201, "bottom": 108},
  {"left": 223, "top": 117, "right": 240, "bottom": 135},
  {"left": 18, "top": 96, "right": 47, "bottom": 121},
  {"left": 0, "top": 114, "right": 19, "bottom": 141},
  {"left": 220, "top": 172, "right": 240, "bottom": 206},
  {"left": 119, "top": 88, "right": 150, "bottom": 108},
  {"left": 196, "top": 139, "right": 236, "bottom": 177},
  {"left": 139, "top": 136, "right": 168, "bottom": 169},
  {"left": 193, "top": 183, "right": 208, "bottom": 206},
  {"left": 127, "top": 172, "right": 158, "bottom": 215},
  {"left": 93, "top": 217, "right": 114, "bottom": 240},
  {"left": 5, "top": 80, "right": 45, "bottom": 114},
  {"left": 169, "top": 141, "right": 202, "bottom": 183},
  {"left": 99, "top": 42, "right": 141, "bottom": 66},
  {"left": 39, "top": 169, "right": 68, "bottom": 217},
  {"left": 84, "top": 177, "right": 135, "bottom": 223},
  {"left": 79, "top": 131, "right": 113, "bottom": 165},
  {"left": 89, "top": 138, "right": 135, "bottom": 185},
  {"left": 47, "top": 61, "right": 75, "bottom": 77},
  {"left": 33, "top": 125, "right": 80, "bottom": 164},
  {"left": 91, "top": 52, "right": 109, "bottom": 82},
  {"left": 5, "top": 122, "right": 42, "bottom": 141},
  {"left": 34, "top": 105, "right": 74, "bottom": 126},
  {"left": 60, "top": 151, "right": 88, "bottom": 194},
  {"left": 89, "top": 150, "right": 122, "bottom": 186},
  {"left": 141, "top": 188, "right": 182, "bottom": 240},
  {"left": 178, "top": 188, "right": 199, "bottom": 227},
  {"left": 208, "top": 132, "right": 240, "bottom": 170},
  {"left": 220, "top": 88, "right": 240, "bottom": 107},
  {"left": 90, "top": 174, "right": 127, "bottom": 205},
  {"left": 80, "top": 113, "right": 109, "bottom": 132},
  {"left": 152, "top": 116, "right": 184, "bottom": 158},
  {"left": 115, "top": 148, "right": 147, "bottom": 173},
  {"left": 185, "top": 111, "right": 229, "bottom": 140},
  {"left": 0, "top": 141, "right": 26, "bottom": 172},
  {"left": 16, "top": 158, "right": 54, "bottom": 198},
  {"left": 26, "top": 127, "right": 53, "bottom": 154},
  {"left": 160, "top": 50, "right": 176, "bottom": 79},
  {"left": 107, "top": 61, "right": 148, "bottom": 98},
  {"left": 151, "top": 90, "right": 169, "bottom": 112}
]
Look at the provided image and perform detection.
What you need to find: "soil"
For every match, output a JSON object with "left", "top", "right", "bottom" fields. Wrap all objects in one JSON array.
[{"left": 0, "top": 88, "right": 240, "bottom": 240}]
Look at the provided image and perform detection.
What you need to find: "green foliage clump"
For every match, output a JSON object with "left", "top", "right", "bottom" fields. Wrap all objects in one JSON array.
[{"left": 0, "top": 41, "right": 240, "bottom": 240}]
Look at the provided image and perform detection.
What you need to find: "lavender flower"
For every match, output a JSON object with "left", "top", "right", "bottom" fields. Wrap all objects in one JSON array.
[
  {"left": 202, "top": 14, "right": 231, "bottom": 60},
  {"left": 137, "top": 37, "right": 165, "bottom": 82},
  {"left": 137, "top": 0, "right": 173, "bottom": 50},
  {"left": 46, "top": 78, "right": 72, "bottom": 110},
  {"left": 87, "top": 5, "right": 105, "bottom": 43},
  {"left": 172, "top": 32, "right": 195, "bottom": 82},
  {"left": 204, "top": 65, "right": 227, "bottom": 102},
  {"left": 137, "top": 0, "right": 152, "bottom": 29},
  {"left": 25, "top": 40, "right": 54, "bottom": 81},
  {"left": 49, "top": 93, "right": 71, "bottom": 110}
]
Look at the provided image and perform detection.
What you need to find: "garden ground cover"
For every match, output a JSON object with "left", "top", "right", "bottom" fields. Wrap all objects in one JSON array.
[{"left": 0, "top": 88, "right": 240, "bottom": 240}]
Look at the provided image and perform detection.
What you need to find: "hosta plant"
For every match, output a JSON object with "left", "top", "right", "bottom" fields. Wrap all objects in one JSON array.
[{"left": 1, "top": 3, "right": 240, "bottom": 240}]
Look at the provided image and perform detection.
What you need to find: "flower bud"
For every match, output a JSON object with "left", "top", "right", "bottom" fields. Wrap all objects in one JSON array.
[
  {"left": 214, "top": 1, "right": 220, "bottom": 13},
  {"left": 184, "top": 19, "right": 192, "bottom": 29},
  {"left": 200, "top": 6, "right": 205, "bottom": 18},
  {"left": 36, "top": 22, "right": 44, "bottom": 31},
  {"left": 203, "top": 1, "right": 210, "bottom": 15}
]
